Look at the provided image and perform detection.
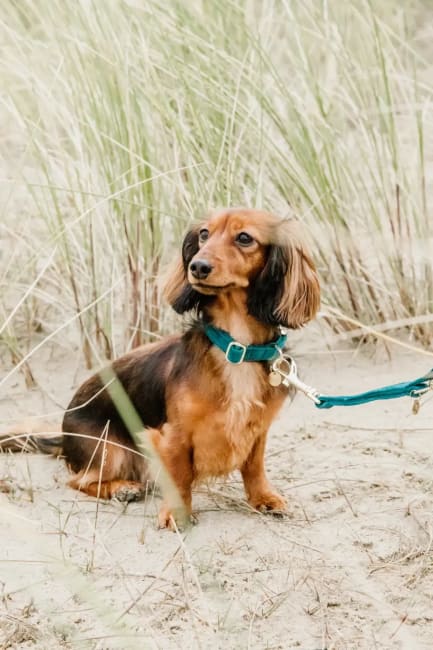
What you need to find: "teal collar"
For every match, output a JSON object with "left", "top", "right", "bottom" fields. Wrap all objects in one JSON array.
[{"left": 204, "top": 324, "right": 287, "bottom": 364}]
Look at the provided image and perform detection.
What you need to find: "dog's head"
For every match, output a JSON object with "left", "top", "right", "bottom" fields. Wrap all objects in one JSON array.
[{"left": 164, "top": 208, "right": 320, "bottom": 328}]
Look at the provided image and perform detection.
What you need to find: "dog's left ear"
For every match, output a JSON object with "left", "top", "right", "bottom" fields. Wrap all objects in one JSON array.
[
  {"left": 248, "top": 225, "right": 320, "bottom": 329},
  {"left": 163, "top": 228, "right": 209, "bottom": 314}
]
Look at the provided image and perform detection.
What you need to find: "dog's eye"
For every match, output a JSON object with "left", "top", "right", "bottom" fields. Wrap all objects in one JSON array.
[
  {"left": 236, "top": 232, "right": 254, "bottom": 247},
  {"left": 199, "top": 229, "right": 209, "bottom": 242}
]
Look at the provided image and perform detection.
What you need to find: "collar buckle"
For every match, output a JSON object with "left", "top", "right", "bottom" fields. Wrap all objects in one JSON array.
[{"left": 225, "top": 340, "right": 247, "bottom": 364}]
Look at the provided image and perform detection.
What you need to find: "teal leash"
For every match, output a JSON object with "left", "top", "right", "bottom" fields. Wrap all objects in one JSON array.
[
  {"left": 315, "top": 368, "right": 433, "bottom": 409},
  {"left": 269, "top": 356, "right": 433, "bottom": 409}
]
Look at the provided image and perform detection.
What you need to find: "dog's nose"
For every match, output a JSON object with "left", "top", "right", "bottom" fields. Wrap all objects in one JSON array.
[{"left": 189, "top": 259, "right": 213, "bottom": 280}]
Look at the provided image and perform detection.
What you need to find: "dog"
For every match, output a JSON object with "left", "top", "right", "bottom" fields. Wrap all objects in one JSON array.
[{"left": 4, "top": 208, "right": 320, "bottom": 529}]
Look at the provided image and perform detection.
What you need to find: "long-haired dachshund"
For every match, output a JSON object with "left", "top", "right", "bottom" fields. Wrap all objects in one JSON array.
[{"left": 5, "top": 208, "right": 320, "bottom": 529}]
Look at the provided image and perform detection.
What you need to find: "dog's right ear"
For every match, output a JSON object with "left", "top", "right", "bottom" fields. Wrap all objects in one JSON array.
[{"left": 163, "top": 229, "right": 206, "bottom": 314}]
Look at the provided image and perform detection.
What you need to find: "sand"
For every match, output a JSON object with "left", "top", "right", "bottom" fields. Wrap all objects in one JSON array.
[{"left": 1, "top": 337, "right": 432, "bottom": 650}]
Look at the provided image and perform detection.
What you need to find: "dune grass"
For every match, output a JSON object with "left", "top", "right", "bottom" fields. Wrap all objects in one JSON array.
[
  {"left": 1, "top": 3, "right": 432, "bottom": 646},
  {"left": 0, "top": 0, "right": 432, "bottom": 371}
]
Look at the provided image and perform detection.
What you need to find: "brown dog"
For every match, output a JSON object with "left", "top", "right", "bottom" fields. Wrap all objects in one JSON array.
[{"left": 6, "top": 208, "right": 320, "bottom": 529}]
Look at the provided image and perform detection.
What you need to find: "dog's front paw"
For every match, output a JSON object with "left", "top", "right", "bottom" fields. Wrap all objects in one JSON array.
[
  {"left": 250, "top": 492, "right": 287, "bottom": 516},
  {"left": 158, "top": 506, "right": 197, "bottom": 531}
]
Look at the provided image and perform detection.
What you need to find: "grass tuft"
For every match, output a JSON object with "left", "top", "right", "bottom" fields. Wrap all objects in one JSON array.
[{"left": 1, "top": 0, "right": 432, "bottom": 365}]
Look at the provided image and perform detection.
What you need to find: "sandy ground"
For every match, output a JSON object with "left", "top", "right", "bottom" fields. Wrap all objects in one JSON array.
[{"left": 1, "top": 339, "right": 432, "bottom": 650}]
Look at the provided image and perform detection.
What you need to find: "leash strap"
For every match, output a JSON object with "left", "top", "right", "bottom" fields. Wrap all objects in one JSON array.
[
  {"left": 270, "top": 356, "right": 433, "bottom": 409},
  {"left": 204, "top": 324, "right": 287, "bottom": 364},
  {"left": 316, "top": 368, "right": 433, "bottom": 409}
]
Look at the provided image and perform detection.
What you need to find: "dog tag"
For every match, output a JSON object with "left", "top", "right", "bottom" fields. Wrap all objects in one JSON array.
[{"left": 268, "top": 371, "right": 282, "bottom": 387}]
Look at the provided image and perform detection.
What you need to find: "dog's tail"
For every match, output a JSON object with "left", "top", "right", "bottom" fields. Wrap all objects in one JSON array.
[{"left": 0, "top": 419, "right": 63, "bottom": 457}]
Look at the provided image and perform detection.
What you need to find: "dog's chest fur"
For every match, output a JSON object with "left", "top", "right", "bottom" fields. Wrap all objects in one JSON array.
[
  {"left": 169, "top": 314, "right": 286, "bottom": 481},
  {"left": 190, "top": 332, "right": 276, "bottom": 479}
]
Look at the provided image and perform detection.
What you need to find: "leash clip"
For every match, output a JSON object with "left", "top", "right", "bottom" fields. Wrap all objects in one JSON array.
[
  {"left": 411, "top": 378, "right": 433, "bottom": 398},
  {"left": 271, "top": 355, "right": 321, "bottom": 404},
  {"left": 411, "top": 378, "right": 433, "bottom": 414}
]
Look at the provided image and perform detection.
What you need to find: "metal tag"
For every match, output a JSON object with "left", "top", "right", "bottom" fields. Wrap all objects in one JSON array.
[{"left": 268, "top": 371, "right": 282, "bottom": 387}]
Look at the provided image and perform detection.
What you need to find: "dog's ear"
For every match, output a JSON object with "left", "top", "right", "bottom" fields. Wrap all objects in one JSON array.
[
  {"left": 163, "top": 229, "right": 209, "bottom": 314},
  {"left": 248, "top": 228, "right": 320, "bottom": 329}
]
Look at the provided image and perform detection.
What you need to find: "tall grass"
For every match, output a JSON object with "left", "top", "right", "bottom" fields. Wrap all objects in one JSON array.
[{"left": 1, "top": 0, "right": 432, "bottom": 371}]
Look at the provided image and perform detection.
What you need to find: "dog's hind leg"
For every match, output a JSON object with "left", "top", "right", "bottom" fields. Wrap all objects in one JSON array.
[
  {"left": 69, "top": 473, "right": 148, "bottom": 502},
  {"left": 63, "top": 424, "right": 152, "bottom": 502}
]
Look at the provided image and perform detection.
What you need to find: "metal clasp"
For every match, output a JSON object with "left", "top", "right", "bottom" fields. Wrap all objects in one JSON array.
[
  {"left": 411, "top": 379, "right": 432, "bottom": 415},
  {"left": 412, "top": 382, "right": 433, "bottom": 398},
  {"left": 271, "top": 355, "right": 321, "bottom": 404},
  {"left": 225, "top": 341, "right": 247, "bottom": 364}
]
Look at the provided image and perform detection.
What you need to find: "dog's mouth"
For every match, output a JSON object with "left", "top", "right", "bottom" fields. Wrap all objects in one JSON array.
[{"left": 190, "top": 281, "right": 235, "bottom": 294}]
